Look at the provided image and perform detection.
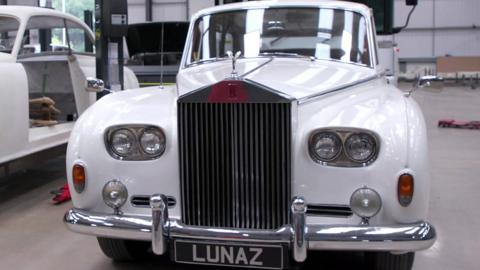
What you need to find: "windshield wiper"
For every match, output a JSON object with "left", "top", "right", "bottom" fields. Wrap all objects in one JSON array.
[
  {"left": 187, "top": 57, "right": 229, "bottom": 66},
  {"left": 259, "top": 52, "right": 317, "bottom": 61}
]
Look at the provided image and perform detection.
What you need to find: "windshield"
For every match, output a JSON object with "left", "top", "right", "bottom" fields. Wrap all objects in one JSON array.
[
  {"left": 189, "top": 8, "right": 372, "bottom": 67},
  {"left": 0, "top": 16, "right": 20, "bottom": 54}
]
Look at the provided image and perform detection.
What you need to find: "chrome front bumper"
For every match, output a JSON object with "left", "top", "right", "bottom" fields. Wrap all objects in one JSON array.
[{"left": 64, "top": 195, "right": 436, "bottom": 263}]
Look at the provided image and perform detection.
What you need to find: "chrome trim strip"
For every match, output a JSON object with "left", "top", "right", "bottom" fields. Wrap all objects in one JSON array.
[
  {"left": 240, "top": 57, "right": 275, "bottom": 78},
  {"left": 298, "top": 73, "right": 384, "bottom": 105},
  {"left": 64, "top": 208, "right": 436, "bottom": 257},
  {"left": 242, "top": 78, "right": 295, "bottom": 101}
]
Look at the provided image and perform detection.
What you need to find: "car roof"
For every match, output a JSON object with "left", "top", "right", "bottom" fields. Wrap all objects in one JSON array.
[
  {"left": 192, "top": 0, "right": 372, "bottom": 21},
  {"left": 0, "top": 6, "right": 94, "bottom": 40},
  {"left": 0, "top": 6, "right": 89, "bottom": 28}
]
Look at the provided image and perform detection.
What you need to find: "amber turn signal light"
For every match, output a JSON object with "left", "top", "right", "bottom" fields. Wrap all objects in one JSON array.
[
  {"left": 398, "top": 173, "right": 414, "bottom": 206},
  {"left": 73, "top": 164, "right": 86, "bottom": 193}
]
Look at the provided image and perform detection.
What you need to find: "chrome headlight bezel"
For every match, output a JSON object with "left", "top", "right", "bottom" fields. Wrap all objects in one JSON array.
[
  {"left": 139, "top": 128, "right": 167, "bottom": 157},
  {"left": 105, "top": 125, "right": 166, "bottom": 161},
  {"left": 308, "top": 128, "right": 380, "bottom": 167},
  {"left": 308, "top": 131, "right": 343, "bottom": 163},
  {"left": 344, "top": 132, "right": 378, "bottom": 163},
  {"left": 110, "top": 128, "right": 136, "bottom": 157}
]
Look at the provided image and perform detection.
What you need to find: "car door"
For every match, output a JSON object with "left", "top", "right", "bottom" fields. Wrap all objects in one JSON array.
[{"left": 64, "top": 18, "right": 96, "bottom": 115}]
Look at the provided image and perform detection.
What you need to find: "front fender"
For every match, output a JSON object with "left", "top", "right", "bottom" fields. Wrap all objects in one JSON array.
[
  {"left": 0, "top": 62, "right": 29, "bottom": 164},
  {"left": 294, "top": 78, "right": 429, "bottom": 225},
  {"left": 66, "top": 85, "right": 182, "bottom": 218}
]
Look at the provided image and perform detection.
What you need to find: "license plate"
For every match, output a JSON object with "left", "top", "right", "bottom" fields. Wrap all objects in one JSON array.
[{"left": 174, "top": 240, "right": 285, "bottom": 269}]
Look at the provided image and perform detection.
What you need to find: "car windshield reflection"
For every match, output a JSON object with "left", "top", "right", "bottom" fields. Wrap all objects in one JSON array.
[{"left": 189, "top": 8, "right": 372, "bottom": 67}]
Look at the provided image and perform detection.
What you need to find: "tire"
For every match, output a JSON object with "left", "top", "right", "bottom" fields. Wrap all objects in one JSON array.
[
  {"left": 97, "top": 237, "right": 151, "bottom": 261},
  {"left": 365, "top": 252, "right": 415, "bottom": 270}
]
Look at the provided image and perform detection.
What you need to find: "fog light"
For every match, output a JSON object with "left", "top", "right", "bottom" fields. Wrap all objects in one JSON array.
[
  {"left": 350, "top": 187, "right": 382, "bottom": 219},
  {"left": 102, "top": 180, "right": 128, "bottom": 210}
]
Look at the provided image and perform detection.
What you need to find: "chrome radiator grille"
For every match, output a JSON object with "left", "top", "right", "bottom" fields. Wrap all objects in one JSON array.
[{"left": 178, "top": 102, "right": 292, "bottom": 229}]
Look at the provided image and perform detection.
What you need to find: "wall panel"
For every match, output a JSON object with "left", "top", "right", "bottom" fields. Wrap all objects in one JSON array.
[{"left": 394, "top": 0, "right": 479, "bottom": 59}]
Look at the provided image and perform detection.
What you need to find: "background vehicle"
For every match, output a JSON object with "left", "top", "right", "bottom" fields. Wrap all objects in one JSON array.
[
  {"left": 0, "top": 6, "right": 139, "bottom": 165},
  {"left": 126, "top": 21, "right": 189, "bottom": 86}
]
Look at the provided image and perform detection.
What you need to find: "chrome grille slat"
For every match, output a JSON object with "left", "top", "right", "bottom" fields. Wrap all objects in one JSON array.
[{"left": 179, "top": 100, "right": 291, "bottom": 230}]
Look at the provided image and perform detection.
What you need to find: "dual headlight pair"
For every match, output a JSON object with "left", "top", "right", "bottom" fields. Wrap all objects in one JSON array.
[
  {"left": 309, "top": 128, "right": 379, "bottom": 167},
  {"left": 105, "top": 125, "right": 166, "bottom": 160}
]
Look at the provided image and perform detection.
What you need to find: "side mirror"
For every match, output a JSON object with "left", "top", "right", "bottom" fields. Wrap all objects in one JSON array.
[
  {"left": 407, "top": 75, "right": 444, "bottom": 96},
  {"left": 85, "top": 77, "right": 105, "bottom": 93}
]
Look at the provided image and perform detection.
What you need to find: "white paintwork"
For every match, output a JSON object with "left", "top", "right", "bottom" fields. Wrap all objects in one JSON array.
[
  {"left": 67, "top": 0, "right": 431, "bottom": 240},
  {"left": 0, "top": 6, "right": 139, "bottom": 164},
  {"left": 177, "top": 58, "right": 377, "bottom": 100}
]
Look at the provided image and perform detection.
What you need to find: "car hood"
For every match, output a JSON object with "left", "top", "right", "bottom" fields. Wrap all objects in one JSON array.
[{"left": 176, "top": 58, "right": 378, "bottom": 101}]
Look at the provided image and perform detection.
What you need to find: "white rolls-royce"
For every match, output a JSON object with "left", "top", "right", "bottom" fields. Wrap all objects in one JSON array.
[
  {"left": 0, "top": 6, "right": 138, "bottom": 165},
  {"left": 64, "top": 1, "right": 437, "bottom": 269}
]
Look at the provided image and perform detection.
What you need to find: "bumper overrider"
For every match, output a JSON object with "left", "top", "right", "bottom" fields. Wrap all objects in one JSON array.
[{"left": 64, "top": 195, "right": 436, "bottom": 265}]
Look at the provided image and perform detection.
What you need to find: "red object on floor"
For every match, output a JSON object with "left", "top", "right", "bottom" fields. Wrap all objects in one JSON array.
[
  {"left": 438, "top": 119, "right": 480, "bottom": 129},
  {"left": 52, "top": 184, "right": 71, "bottom": 204}
]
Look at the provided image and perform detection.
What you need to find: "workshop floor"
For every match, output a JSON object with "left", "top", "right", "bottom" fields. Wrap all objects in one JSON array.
[{"left": 0, "top": 83, "right": 479, "bottom": 270}]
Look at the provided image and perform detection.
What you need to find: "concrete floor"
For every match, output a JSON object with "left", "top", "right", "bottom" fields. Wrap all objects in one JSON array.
[{"left": 0, "top": 83, "right": 479, "bottom": 270}]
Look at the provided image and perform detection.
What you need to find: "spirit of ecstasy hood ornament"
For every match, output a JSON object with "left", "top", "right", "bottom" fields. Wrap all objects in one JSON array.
[{"left": 227, "top": 51, "right": 242, "bottom": 80}]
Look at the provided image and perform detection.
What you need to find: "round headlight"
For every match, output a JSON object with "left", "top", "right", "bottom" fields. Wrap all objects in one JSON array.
[
  {"left": 309, "top": 132, "right": 342, "bottom": 162},
  {"left": 140, "top": 129, "right": 166, "bottom": 156},
  {"left": 344, "top": 133, "right": 377, "bottom": 163},
  {"left": 111, "top": 129, "right": 135, "bottom": 157},
  {"left": 102, "top": 180, "right": 128, "bottom": 209},
  {"left": 350, "top": 187, "right": 382, "bottom": 218}
]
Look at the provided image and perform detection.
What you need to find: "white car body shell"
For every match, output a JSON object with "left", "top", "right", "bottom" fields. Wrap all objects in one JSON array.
[
  {"left": 67, "top": 0, "right": 430, "bottom": 226},
  {"left": 0, "top": 6, "right": 139, "bottom": 164}
]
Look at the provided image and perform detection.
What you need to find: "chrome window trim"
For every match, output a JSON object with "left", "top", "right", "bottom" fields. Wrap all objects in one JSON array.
[{"left": 181, "top": 5, "right": 378, "bottom": 70}]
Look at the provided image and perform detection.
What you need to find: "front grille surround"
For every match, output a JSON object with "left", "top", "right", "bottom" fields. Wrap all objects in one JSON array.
[{"left": 178, "top": 85, "right": 292, "bottom": 230}]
